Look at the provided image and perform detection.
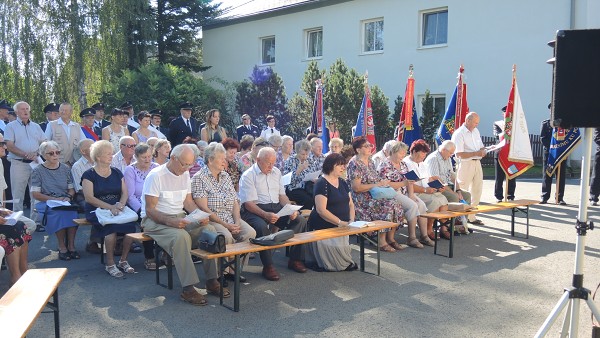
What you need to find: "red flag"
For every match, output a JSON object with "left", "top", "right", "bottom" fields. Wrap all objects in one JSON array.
[
  {"left": 454, "top": 65, "right": 469, "bottom": 130},
  {"left": 498, "top": 67, "right": 533, "bottom": 179}
]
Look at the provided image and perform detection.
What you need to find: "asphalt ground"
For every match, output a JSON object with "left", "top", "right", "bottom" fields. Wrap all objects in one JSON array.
[{"left": 3, "top": 177, "right": 600, "bottom": 337}]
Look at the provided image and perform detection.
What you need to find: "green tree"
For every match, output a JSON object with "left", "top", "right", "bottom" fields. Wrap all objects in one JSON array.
[
  {"left": 419, "top": 90, "right": 441, "bottom": 143},
  {"left": 287, "top": 93, "right": 312, "bottom": 140},
  {"left": 370, "top": 85, "right": 393, "bottom": 142}
]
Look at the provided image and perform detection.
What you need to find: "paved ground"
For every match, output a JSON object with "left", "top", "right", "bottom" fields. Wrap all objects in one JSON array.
[{"left": 3, "top": 177, "right": 600, "bottom": 337}]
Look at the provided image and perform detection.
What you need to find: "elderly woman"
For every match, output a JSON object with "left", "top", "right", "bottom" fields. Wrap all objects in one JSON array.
[
  {"left": 102, "top": 108, "right": 129, "bottom": 154},
  {"left": 200, "top": 109, "right": 227, "bottom": 143},
  {"left": 276, "top": 135, "right": 294, "bottom": 171},
  {"left": 307, "top": 153, "right": 357, "bottom": 271},
  {"left": 192, "top": 143, "right": 256, "bottom": 281},
  {"left": 124, "top": 143, "right": 159, "bottom": 270},
  {"left": 268, "top": 134, "right": 283, "bottom": 153},
  {"left": 346, "top": 137, "right": 404, "bottom": 252},
  {"left": 238, "top": 135, "right": 254, "bottom": 158},
  {"left": 153, "top": 139, "right": 171, "bottom": 165},
  {"left": 283, "top": 139, "right": 315, "bottom": 210},
  {"left": 238, "top": 137, "right": 268, "bottom": 173},
  {"left": 132, "top": 111, "right": 158, "bottom": 144},
  {"left": 378, "top": 141, "right": 435, "bottom": 248},
  {"left": 82, "top": 140, "right": 137, "bottom": 277},
  {"left": 403, "top": 139, "right": 450, "bottom": 240},
  {"left": 326, "top": 138, "right": 344, "bottom": 156},
  {"left": 31, "top": 141, "right": 79, "bottom": 261},
  {"left": 222, "top": 138, "right": 242, "bottom": 191}
]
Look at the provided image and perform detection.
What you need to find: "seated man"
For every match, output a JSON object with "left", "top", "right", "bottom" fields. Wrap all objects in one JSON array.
[
  {"left": 424, "top": 140, "right": 472, "bottom": 206},
  {"left": 142, "top": 144, "right": 226, "bottom": 306},
  {"left": 240, "top": 147, "right": 308, "bottom": 281}
]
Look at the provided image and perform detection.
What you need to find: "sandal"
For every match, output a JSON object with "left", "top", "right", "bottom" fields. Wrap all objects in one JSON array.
[
  {"left": 389, "top": 241, "right": 407, "bottom": 250},
  {"left": 117, "top": 260, "right": 135, "bottom": 274},
  {"left": 206, "top": 284, "right": 231, "bottom": 298},
  {"left": 440, "top": 228, "right": 451, "bottom": 240},
  {"left": 58, "top": 251, "right": 71, "bottom": 261},
  {"left": 420, "top": 236, "right": 435, "bottom": 247},
  {"left": 378, "top": 244, "right": 396, "bottom": 253},
  {"left": 106, "top": 264, "right": 124, "bottom": 278},
  {"left": 144, "top": 259, "right": 157, "bottom": 271},
  {"left": 407, "top": 237, "right": 424, "bottom": 249},
  {"left": 68, "top": 250, "right": 80, "bottom": 259},
  {"left": 428, "top": 232, "right": 439, "bottom": 241}
]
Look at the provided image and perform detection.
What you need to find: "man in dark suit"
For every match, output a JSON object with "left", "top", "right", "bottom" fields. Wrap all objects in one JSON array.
[
  {"left": 39, "top": 103, "right": 60, "bottom": 132},
  {"left": 589, "top": 128, "right": 600, "bottom": 206},
  {"left": 120, "top": 101, "right": 137, "bottom": 135},
  {"left": 91, "top": 102, "right": 110, "bottom": 136},
  {"left": 540, "top": 103, "right": 566, "bottom": 205},
  {"left": 493, "top": 106, "right": 516, "bottom": 202},
  {"left": 236, "top": 114, "right": 260, "bottom": 141},
  {"left": 150, "top": 109, "right": 169, "bottom": 137},
  {"left": 168, "top": 102, "right": 199, "bottom": 146}
]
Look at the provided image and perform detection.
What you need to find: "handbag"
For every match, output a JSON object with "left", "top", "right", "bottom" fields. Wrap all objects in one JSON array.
[
  {"left": 94, "top": 206, "right": 138, "bottom": 226},
  {"left": 250, "top": 229, "right": 294, "bottom": 246},
  {"left": 198, "top": 231, "right": 226, "bottom": 253},
  {"left": 369, "top": 186, "right": 397, "bottom": 200}
]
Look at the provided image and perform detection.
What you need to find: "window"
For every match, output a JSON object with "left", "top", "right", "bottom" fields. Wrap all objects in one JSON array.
[
  {"left": 422, "top": 9, "right": 448, "bottom": 46},
  {"left": 261, "top": 36, "right": 276, "bottom": 64},
  {"left": 306, "top": 28, "right": 323, "bottom": 59},
  {"left": 417, "top": 94, "right": 446, "bottom": 117},
  {"left": 362, "top": 18, "right": 384, "bottom": 53}
]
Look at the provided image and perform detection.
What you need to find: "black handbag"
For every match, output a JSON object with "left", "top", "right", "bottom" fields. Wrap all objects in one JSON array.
[{"left": 198, "top": 231, "right": 226, "bottom": 254}]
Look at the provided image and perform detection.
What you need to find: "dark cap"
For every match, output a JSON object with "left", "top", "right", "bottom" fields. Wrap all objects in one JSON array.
[
  {"left": 111, "top": 108, "right": 127, "bottom": 116},
  {"left": 548, "top": 103, "right": 552, "bottom": 109},
  {"left": 149, "top": 109, "right": 163, "bottom": 117},
  {"left": 91, "top": 102, "right": 105, "bottom": 110},
  {"left": 79, "top": 108, "right": 96, "bottom": 118},
  {"left": 501, "top": 106, "right": 507, "bottom": 112},
  {"left": 120, "top": 101, "right": 133, "bottom": 109},
  {"left": 7, "top": 107, "right": 15, "bottom": 116},
  {"left": 179, "top": 101, "right": 193, "bottom": 110},
  {"left": 44, "top": 103, "right": 60, "bottom": 114},
  {"left": 0, "top": 99, "right": 10, "bottom": 110}
]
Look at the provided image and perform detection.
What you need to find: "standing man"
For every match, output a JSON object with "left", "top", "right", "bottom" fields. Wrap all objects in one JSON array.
[
  {"left": 259, "top": 115, "right": 281, "bottom": 141},
  {"left": 5, "top": 101, "right": 47, "bottom": 213},
  {"left": 39, "top": 103, "right": 60, "bottom": 132},
  {"left": 590, "top": 128, "right": 600, "bottom": 206},
  {"left": 45, "top": 103, "right": 86, "bottom": 166},
  {"left": 168, "top": 102, "right": 199, "bottom": 147},
  {"left": 0, "top": 99, "right": 10, "bottom": 133},
  {"left": 120, "top": 101, "right": 137, "bottom": 135},
  {"left": 150, "top": 109, "right": 169, "bottom": 138},
  {"left": 91, "top": 102, "right": 109, "bottom": 136},
  {"left": 240, "top": 147, "right": 307, "bottom": 281},
  {"left": 493, "top": 106, "right": 516, "bottom": 202},
  {"left": 451, "top": 112, "right": 485, "bottom": 225},
  {"left": 236, "top": 114, "right": 260, "bottom": 141},
  {"left": 540, "top": 104, "right": 567, "bottom": 205},
  {"left": 142, "top": 144, "right": 226, "bottom": 306}
]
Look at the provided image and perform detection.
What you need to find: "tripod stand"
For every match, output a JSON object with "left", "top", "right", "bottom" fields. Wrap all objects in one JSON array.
[{"left": 536, "top": 128, "right": 600, "bottom": 337}]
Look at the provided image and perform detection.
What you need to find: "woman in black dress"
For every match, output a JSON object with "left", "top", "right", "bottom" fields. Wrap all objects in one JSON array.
[{"left": 307, "top": 153, "right": 357, "bottom": 271}]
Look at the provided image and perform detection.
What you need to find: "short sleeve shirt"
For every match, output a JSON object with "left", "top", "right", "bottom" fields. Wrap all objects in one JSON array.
[
  {"left": 239, "top": 164, "right": 285, "bottom": 204},
  {"left": 191, "top": 166, "right": 237, "bottom": 224},
  {"left": 451, "top": 125, "right": 485, "bottom": 160},
  {"left": 141, "top": 164, "right": 191, "bottom": 218}
]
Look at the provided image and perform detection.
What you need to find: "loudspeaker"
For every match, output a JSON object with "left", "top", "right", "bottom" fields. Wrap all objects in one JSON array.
[{"left": 550, "top": 29, "right": 600, "bottom": 128}]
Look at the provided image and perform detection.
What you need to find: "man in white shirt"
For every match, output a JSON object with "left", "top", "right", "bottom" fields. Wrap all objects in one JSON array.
[
  {"left": 425, "top": 140, "right": 472, "bottom": 205},
  {"left": 111, "top": 136, "right": 136, "bottom": 173},
  {"left": 141, "top": 144, "right": 225, "bottom": 306},
  {"left": 240, "top": 147, "right": 307, "bottom": 281},
  {"left": 372, "top": 140, "right": 395, "bottom": 169},
  {"left": 451, "top": 112, "right": 485, "bottom": 225},
  {"left": 259, "top": 115, "right": 281, "bottom": 141},
  {"left": 45, "top": 103, "right": 86, "bottom": 166}
]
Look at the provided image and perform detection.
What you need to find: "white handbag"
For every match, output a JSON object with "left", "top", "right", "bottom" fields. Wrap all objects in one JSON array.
[{"left": 94, "top": 206, "right": 138, "bottom": 225}]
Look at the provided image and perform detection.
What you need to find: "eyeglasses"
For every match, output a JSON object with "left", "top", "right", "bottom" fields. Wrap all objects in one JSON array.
[
  {"left": 0, "top": 142, "right": 5, "bottom": 147},
  {"left": 175, "top": 156, "right": 194, "bottom": 168},
  {"left": 121, "top": 144, "right": 136, "bottom": 148},
  {"left": 362, "top": 143, "right": 373, "bottom": 148},
  {"left": 45, "top": 150, "right": 61, "bottom": 156}
]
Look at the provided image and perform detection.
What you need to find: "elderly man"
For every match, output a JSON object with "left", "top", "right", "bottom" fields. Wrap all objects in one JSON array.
[
  {"left": 372, "top": 140, "right": 396, "bottom": 168},
  {"left": 169, "top": 102, "right": 199, "bottom": 147},
  {"left": 80, "top": 108, "right": 100, "bottom": 141},
  {"left": 111, "top": 136, "right": 136, "bottom": 173},
  {"left": 5, "top": 101, "right": 47, "bottom": 213},
  {"left": 425, "top": 140, "right": 472, "bottom": 206},
  {"left": 451, "top": 112, "right": 485, "bottom": 225},
  {"left": 142, "top": 144, "right": 225, "bottom": 306},
  {"left": 240, "top": 147, "right": 308, "bottom": 281},
  {"left": 38, "top": 103, "right": 60, "bottom": 132},
  {"left": 45, "top": 103, "right": 86, "bottom": 166},
  {"left": 236, "top": 114, "right": 260, "bottom": 141},
  {"left": 91, "top": 103, "right": 109, "bottom": 136}
]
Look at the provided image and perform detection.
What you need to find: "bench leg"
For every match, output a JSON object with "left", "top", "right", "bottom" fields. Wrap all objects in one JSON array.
[
  {"left": 376, "top": 230, "right": 380, "bottom": 276},
  {"left": 449, "top": 218, "right": 455, "bottom": 258},
  {"left": 43, "top": 289, "right": 61, "bottom": 338},
  {"left": 218, "top": 254, "right": 243, "bottom": 312},
  {"left": 433, "top": 219, "right": 438, "bottom": 255},
  {"left": 154, "top": 243, "right": 173, "bottom": 290},
  {"left": 359, "top": 234, "right": 365, "bottom": 272},
  {"left": 511, "top": 206, "right": 530, "bottom": 239},
  {"left": 100, "top": 237, "right": 105, "bottom": 265}
]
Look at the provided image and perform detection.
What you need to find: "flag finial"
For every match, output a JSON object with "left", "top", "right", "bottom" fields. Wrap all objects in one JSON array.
[
  {"left": 459, "top": 64, "right": 464, "bottom": 73},
  {"left": 408, "top": 64, "right": 414, "bottom": 78},
  {"left": 512, "top": 64, "right": 517, "bottom": 73}
]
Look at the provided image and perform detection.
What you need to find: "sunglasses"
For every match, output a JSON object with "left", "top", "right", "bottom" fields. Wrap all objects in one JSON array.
[
  {"left": 0, "top": 142, "right": 5, "bottom": 147},
  {"left": 46, "top": 150, "right": 61, "bottom": 156},
  {"left": 121, "top": 144, "right": 137, "bottom": 148}
]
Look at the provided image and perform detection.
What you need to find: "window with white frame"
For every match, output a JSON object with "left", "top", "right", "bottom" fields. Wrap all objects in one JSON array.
[
  {"left": 362, "top": 18, "right": 384, "bottom": 53},
  {"left": 417, "top": 94, "right": 446, "bottom": 116},
  {"left": 422, "top": 9, "right": 448, "bottom": 46},
  {"left": 306, "top": 28, "right": 323, "bottom": 59},
  {"left": 261, "top": 36, "right": 276, "bottom": 64}
]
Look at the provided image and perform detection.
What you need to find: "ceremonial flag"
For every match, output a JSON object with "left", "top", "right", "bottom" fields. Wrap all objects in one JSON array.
[
  {"left": 396, "top": 66, "right": 422, "bottom": 147},
  {"left": 498, "top": 67, "right": 534, "bottom": 179},
  {"left": 353, "top": 72, "right": 376, "bottom": 152},
  {"left": 310, "top": 79, "right": 323, "bottom": 135},
  {"left": 546, "top": 127, "right": 581, "bottom": 177},
  {"left": 436, "top": 65, "right": 469, "bottom": 146}
]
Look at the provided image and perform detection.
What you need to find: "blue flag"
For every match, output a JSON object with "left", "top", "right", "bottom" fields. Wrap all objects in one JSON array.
[
  {"left": 436, "top": 86, "right": 457, "bottom": 146},
  {"left": 353, "top": 94, "right": 366, "bottom": 139},
  {"left": 401, "top": 98, "right": 422, "bottom": 148},
  {"left": 546, "top": 127, "right": 581, "bottom": 177}
]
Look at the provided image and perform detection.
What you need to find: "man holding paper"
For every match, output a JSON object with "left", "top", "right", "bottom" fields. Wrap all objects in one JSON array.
[
  {"left": 240, "top": 147, "right": 308, "bottom": 281},
  {"left": 141, "top": 144, "right": 226, "bottom": 306}
]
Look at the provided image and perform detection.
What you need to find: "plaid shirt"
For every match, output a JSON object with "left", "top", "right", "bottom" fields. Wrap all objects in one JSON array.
[{"left": 191, "top": 166, "right": 238, "bottom": 224}]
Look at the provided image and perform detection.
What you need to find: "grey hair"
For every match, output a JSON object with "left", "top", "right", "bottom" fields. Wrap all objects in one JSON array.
[
  {"left": 204, "top": 142, "right": 226, "bottom": 163},
  {"left": 119, "top": 135, "right": 135, "bottom": 145},
  {"left": 309, "top": 137, "right": 322, "bottom": 147},
  {"left": 295, "top": 139, "right": 311, "bottom": 153},
  {"left": 78, "top": 138, "right": 93, "bottom": 151},
  {"left": 196, "top": 140, "right": 208, "bottom": 149},
  {"left": 13, "top": 101, "right": 29, "bottom": 111},
  {"left": 90, "top": 140, "right": 113, "bottom": 162},
  {"left": 146, "top": 137, "right": 159, "bottom": 147},
  {"left": 268, "top": 134, "right": 283, "bottom": 147},
  {"left": 329, "top": 137, "right": 343, "bottom": 148},
  {"left": 440, "top": 140, "right": 456, "bottom": 151},
  {"left": 282, "top": 135, "right": 293, "bottom": 144},
  {"left": 389, "top": 141, "right": 408, "bottom": 155},
  {"left": 59, "top": 103, "right": 72, "bottom": 113},
  {"left": 134, "top": 142, "right": 151, "bottom": 158},
  {"left": 171, "top": 144, "right": 193, "bottom": 159},
  {"left": 383, "top": 140, "right": 396, "bottom": 153},
  {"left": 257, "top": 147, "right": 276, "bottom": 159},
  {"left": 38, "top": 140, "right": 61, "bottom": 156}
]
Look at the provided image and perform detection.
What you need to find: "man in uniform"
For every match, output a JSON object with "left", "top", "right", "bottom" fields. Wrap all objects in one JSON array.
[{"left": 236, "top": 114, "right": 260, "bottom": 141}]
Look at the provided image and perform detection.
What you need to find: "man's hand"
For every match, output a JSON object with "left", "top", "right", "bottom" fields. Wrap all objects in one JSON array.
[
  {"left": 226, "top": 223, "right": 241, "bottom": 235},
  {"left": 168, "top": 217, "right": 191, "bottom": 229},
  {"left": 0, "top": 208, "right": 12, "bottom": 217},
  {"left": 289, "top": 211, "right": 298, "bottom": 221},
  {"left": 264, "top": 212, "right": 279, "bottom": 224}
]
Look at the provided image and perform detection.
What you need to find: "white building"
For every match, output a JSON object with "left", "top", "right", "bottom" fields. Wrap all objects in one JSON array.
[{"left": 203, "top": 0, "right": 600, "bottom": 139}]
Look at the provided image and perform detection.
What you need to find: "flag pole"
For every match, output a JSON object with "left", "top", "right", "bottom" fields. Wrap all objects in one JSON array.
[{"left": 555, "top": 163, "right": 561, "bottom": 204}]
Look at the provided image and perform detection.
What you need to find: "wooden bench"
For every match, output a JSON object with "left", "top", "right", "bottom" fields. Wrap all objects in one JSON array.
[
  {"left": 421, "top": 199, "right": 538, "bottom": 258},
  {"left": 125, "top": 233, "right": 174, "bottom": 290},
  {"left": 190, "top": 220, "right": 399, "bottom": 312},
  {"left": 73, "top": 218, "right": 107, "bottom": 264},
  {"left": 0, "top": 268, "right": 68, "bottom": 338}
]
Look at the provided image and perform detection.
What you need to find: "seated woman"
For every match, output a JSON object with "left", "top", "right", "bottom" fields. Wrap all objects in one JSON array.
[
  {"left": 153, "top": 139, "right": 171, "bottom": 165},
  {"left": 403, "top": 139, "right": 450, "bottom": 240},
  {"left": 283, "top": 139, "right": 315, "bottom": 210},
  {"left": 222, "top": 138, "right": 242, "bottom": 191},
  {"left": 192, "top": 143, "right": 256, "bottom": 281},
  {"left": 275, "top": 135, "right": 294, "bottom": 171},
  {"left": 124, "top": 143, "right": 159, "bottom": 270},
  {"left": 82, "top": 140, "right": 137, "bottom": 277},
  {"left": 200, "top": 109, "right": 227, "bottom": 143},
  {"left": 306, "top": 153, "right": 357, "bottom": 272},
  {"left": 238, "top": 137, "right": 268, "bottom": 173},
  {"left": 31, "top": 141, "right": 80, "bottom": 261},
  {"left": 378, "top": 141, "right": 435, "bottom": 248},
  {"left": 325, "top": 137, "right": 343, "bottom": 156},
  {"left": 0, "top": 214, "right": 31, "bottom": 284},
  {"left": 346, "top": 137, "right": 404, "bottom": 252}
]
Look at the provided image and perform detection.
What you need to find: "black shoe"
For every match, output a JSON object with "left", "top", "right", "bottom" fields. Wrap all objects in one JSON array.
[
  {"left": 130, "top": 242, "right": 143, "bottom": 253},
  {"left": 539, "top": 199, "right": 548, "bottom": 204},
  {"left": 191, "top": 255, "right": 202, "bottom": 264},
  {"left": 558, "top": 200, "right": 567, "bottom": 205},
  {"left": 35, "top": 224, "right": 46, "bottom": 232},
  {"left": 224, "top": 273, "right": 247, "bottom": 283}
]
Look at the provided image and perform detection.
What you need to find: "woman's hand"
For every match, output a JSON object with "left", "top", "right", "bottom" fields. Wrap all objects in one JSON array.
[
  {"left": 0, "top": 216, "right": 5, "bottom": 225},
  {"left": 0, "top": 208, "right": 12, "bottom": 217},
  {"left": 225, "top": 223, "right": 241, "bottom": 235},
  {"left": 377, "top": 179, "right": 390, "bottom": 187}
]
